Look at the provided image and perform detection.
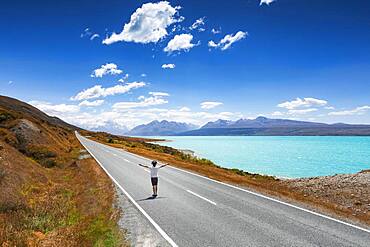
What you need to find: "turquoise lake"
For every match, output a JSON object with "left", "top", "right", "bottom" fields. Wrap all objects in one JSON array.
[{"left": 148, "top": 136, "right": 370, "bottom": 178}]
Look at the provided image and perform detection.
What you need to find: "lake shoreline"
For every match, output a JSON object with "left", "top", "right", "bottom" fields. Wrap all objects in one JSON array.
[{"left": 86, "top": 131, "right": 370, "bottom": 227}]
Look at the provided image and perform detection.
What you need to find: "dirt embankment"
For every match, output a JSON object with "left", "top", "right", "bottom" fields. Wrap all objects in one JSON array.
[
  {"left": 87, "top": 131, "right": 370, "bottom": 227},
  {"left": 0, "top": 96, "right": 128, "bottom": 246}
]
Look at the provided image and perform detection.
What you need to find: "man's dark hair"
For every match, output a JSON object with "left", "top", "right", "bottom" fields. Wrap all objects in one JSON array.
[{"left": 152, "top": 160, "right": 157, "bottom": 167}]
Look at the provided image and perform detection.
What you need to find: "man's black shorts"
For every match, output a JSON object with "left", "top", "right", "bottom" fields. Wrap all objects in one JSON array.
[{"left": 151, "top": 177, "right": 158, "bottom": 186}]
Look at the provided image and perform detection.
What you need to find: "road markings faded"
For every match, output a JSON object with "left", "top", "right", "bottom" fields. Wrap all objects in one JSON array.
[
  {"left": 186, "top": 190, "right": 217, "bottom": 206},
  {"left": 76, "top": 134, "right": 178, "bottom": 247}
]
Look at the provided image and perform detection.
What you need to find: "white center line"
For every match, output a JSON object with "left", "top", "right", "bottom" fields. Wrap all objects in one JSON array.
[{"left": 186, "top": 190, "right": 217, "bottom": 206}]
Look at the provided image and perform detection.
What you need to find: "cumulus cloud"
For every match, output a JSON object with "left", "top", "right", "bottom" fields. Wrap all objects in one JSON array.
[
  {"left": 29, "top": 101, "right": 80, "bottom": 115},
  {"left": 208, "top": 31, "right": 247, "bottom": 50},
  {"left": 164, "top": 34, "right": 197, "bottom": 53},
  {"left": 200, "top": 101, "right": 223, "bottom": 110},
  {"left": 260, "top": 0, "right": 276, "bottom": 6},
  {"left": 328, "top": 106, "right": 370, "bottom": 116},
  {"left": 162, "top": 63, "right": 176, "bottom": 69},
  {"left": 113, "top": 92, "right": 169, "bottom": 110},
  {"left": 190, "top": 17, "right": 205, "bottom": 31},
  {"left": 103, "top": 1, "right": 183, "bottom": 45},
  {"left": 78, "top": 100, "right": 105, "bottom": 107},
  {"left": 277, "top": 97, "right": 328, "bottom": 110},
  {"left": 91, "top": 63, "right": 123, "bottom": 78},
  {"left": 71, "top": 82, "right": 146, "bottom": 101}
]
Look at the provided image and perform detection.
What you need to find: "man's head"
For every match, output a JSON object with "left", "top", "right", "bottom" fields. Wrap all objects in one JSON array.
[{"left": 152, "top": 160, "right": 157, "bottom": 167}]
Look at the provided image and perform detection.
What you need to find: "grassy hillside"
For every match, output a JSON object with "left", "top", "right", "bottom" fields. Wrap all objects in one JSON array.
[{"left": 0, "top": 96, "right": 126, "bottom": 246}]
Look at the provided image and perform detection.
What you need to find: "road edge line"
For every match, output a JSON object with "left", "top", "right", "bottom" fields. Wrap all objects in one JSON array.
[
  {"left": 76, "top": 133, "right": 178, "bottom": 247},
  {"left": 122, "top": 146, "right": 370, "bottom": 234}
]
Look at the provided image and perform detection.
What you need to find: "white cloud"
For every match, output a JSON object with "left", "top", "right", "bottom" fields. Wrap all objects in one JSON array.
[
  {"left": 118, "top": 74, "right": 129, "bottom": 83},
  {"left": 324, "top": 106, "right": 335, "bottom": 110},
  {"left": 29, "top": 101, "right": 80, "bottom": 115},
  {"left": 102, "top": 1, "right": 182, "bottom": 45},
  {"left": 79, "top": 100, "right": 105, "bottom": 107},
  {"left": 208, "top": 31, "right": 247, "bottom": 50},
  {"left": 8, "top": 80, "right": 13, "bottom": 84},
  {"left": 71, "top": 82, "right": 146, "bottom": 101},
  {"left": 287, "top": 108, "right": 318, "bottom": 115},
  {"left": 211, "top": 28, "right": 221, "bottom": 34},
  {"left": 141, "top": 73, "right": 147, "bottom": 77},
  {"left": 149, "top": 92, "right": 170, "bottom": 97},
  {"left": 277, "top": 97, "right": 328, "bottom": 110},
  {"left": 90, "top": 34, "right": 100, "bottom": 40},
  {"left": 200, "top": 101, "right": 223, "bottom": 110},
  {"left": 328, "top": 106, "right": 370, "bottom": 116},
  {"left": 260, "top": 0, "right": 276, "bottom": 6},
  {"left": 179, "top": 107, "right": 190, "bottom": 112},
  {"left": 91, "top": 63, "right": 123, "bottom": 78},
  {"left": 271, "top": 111, "right": 284, "bottom": 116},
  {"left": 164, "top": 34, "right": 197, "bottom": 53},
  {"left": 162, "top": 63, "right": 176, "bottom": 69},
  {"left": 190, "top": 17, "right": 205, "bottom": 31},
  {"left": 113, "top": 92, "right": 169, "bottom": 110},
  {"left": 80, "top": 27, "right": 92, "bottom": 38}
]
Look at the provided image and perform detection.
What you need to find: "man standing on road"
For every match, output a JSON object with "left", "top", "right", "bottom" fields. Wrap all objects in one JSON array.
[{"left": 138, "top": 161, "right": 167, "bottom": 197}]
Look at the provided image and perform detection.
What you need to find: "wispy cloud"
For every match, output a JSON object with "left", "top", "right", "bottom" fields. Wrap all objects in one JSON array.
[
  {"left": 277, "top": 97, "right": 328, "bottom": 110},
  {"left": 328, "top": 106, "right": 370, "bottom": 116},
  {"left": 102, "top": 1, "right": 183, "bottom": 45},
  {"left": 164, "top": 33, "right": 198, "bottom": 53},
  {"left": 78, "top": 99, "right": 105, "bottom": 107},
  {"left": 208, "top": 31, "right": 247, "bottom": 50},
  {"left": 190, "top": 17, "right": 205, "bottom": 31},
  {"left": 287, "top": 108, "right": 318, "bottom": 115},
  {"left": 211, "top": 28, "right": 221, "bottom": 34},
  {"left": 71, "top": 82, "right": 146, "bottom": 101},
  {"left": 260, "top": 0, "right": 276, "bottom": 6},
  {"left": 29, "top": 101, "right": 80, "bottom": 115},
  {"left": 91, "top": 63, "right": 123, "bottom": 78},
  {"left": 90, "top": 34, "right": 100, "bottom": 40},
  {"left": 162, "top": 63, "right": 176, "bottom": 69},
  {"left": 200, "top": 101, "right": 223, "bottom": 109},
  {"left": 113, "top": 92, "right": 169, "bottom": 110}
]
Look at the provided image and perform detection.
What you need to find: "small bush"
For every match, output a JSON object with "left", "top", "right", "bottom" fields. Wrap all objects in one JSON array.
[{"left": 0, "top": 112, "right": 14, "bottom": 123}]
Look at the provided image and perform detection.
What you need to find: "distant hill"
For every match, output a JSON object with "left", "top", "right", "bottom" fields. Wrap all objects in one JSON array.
[
  {"left": 127, "top": 120, "right": 197, "bottom": 136},
  {"left": 178, "top": 116, "right": 370, "bottom": 136}
]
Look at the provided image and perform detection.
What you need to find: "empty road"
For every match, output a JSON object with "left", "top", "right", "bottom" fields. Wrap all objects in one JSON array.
[{"left": 76, "top": 133, "right": 370, "bottom": 247}]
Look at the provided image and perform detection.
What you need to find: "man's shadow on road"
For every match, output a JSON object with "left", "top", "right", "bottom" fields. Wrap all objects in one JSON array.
[{"left": 137, "top": 196, "right": 167, "bottom": 201}]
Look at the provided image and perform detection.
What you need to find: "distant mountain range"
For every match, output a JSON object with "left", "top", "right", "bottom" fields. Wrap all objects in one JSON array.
[
  {"left": 126, "top": 117, "right": 370, "bottom": 136},
  {"left": 126, "top": 120, "right": 197, "bottom": 136},
  {"left": 178, "top": 117, "right": 370, "bottom": 136}
]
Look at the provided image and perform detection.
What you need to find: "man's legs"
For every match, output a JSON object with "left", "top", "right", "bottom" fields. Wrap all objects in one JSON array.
[
  {"left": 154, "top": 185, "right": 157, "bottom": 196},
  {"left": 152, "top": 185, "right": 155, "bottom": 196}
]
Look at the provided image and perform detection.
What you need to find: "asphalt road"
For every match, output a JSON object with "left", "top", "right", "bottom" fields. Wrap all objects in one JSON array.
[{"left": 76, "top": 133, "right": 370, "bottom": 247}]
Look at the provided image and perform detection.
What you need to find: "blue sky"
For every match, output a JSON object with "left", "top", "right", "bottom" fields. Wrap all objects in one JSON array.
[{"left": 1, "top": 0, "right": 370, "bottom": 132}]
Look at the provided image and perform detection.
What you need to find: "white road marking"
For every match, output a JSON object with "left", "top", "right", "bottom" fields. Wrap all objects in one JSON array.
[
  {"left": 122, "top": 145, "right": 370, "bottom": 234},
  {"left": 76, "top": 134, "right": 178, "bottom": 247},
  {"left": 186, "top": 190, "right": 217, "bottom": 206}
]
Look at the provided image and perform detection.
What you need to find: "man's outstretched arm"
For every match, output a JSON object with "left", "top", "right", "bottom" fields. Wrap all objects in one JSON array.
[
  {"left": 138, "top": 164, "right": 150, "bottom": 168},
  {"left": 159, "top": 163, "right": 169, "bottom": 168}
]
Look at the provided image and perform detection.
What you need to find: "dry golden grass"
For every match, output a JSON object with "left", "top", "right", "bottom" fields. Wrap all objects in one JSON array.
[{"left": 0, "top": 96, "right": 128, "bottom": 246}]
